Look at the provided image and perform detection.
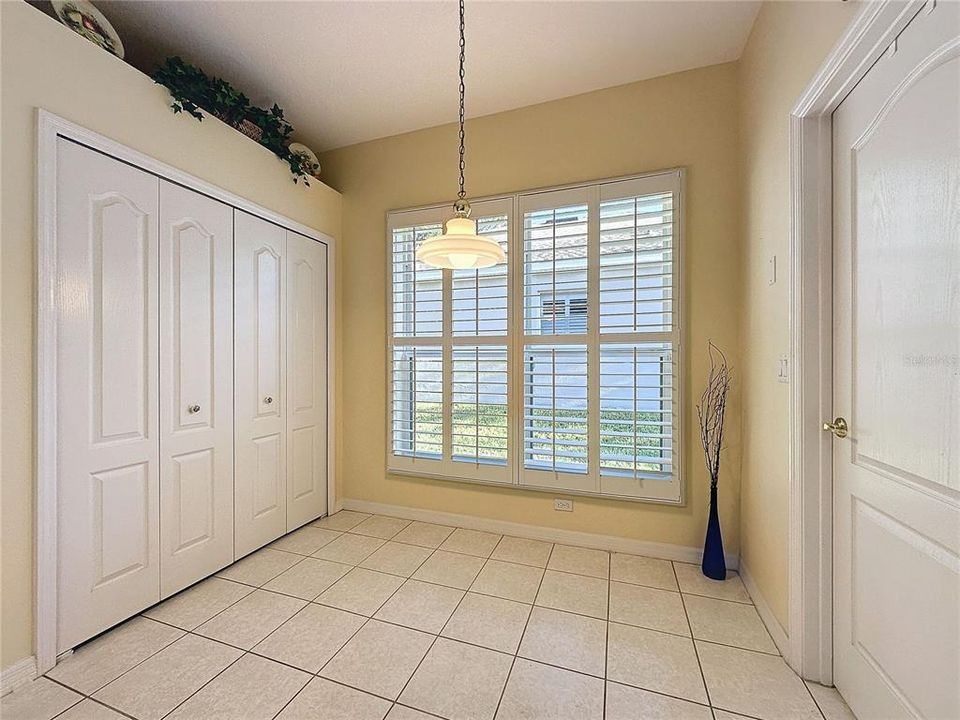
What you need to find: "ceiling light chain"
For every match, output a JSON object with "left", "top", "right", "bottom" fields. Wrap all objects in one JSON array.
[
  {"left": 415, "top": 0, "right": 506, "bottom": 269},
  {"left": 457, "top": 0, "right": 466, "bottom": 206}
]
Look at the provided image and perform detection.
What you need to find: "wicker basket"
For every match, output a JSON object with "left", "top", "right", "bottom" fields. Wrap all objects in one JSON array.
[{"left": 212, "top": 110, "right": 263, "bottom": 144}]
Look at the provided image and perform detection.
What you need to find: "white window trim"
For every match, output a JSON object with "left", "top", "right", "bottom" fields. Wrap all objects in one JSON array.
[{"left": 385, "top": 169, "right": 685, "bottom": 505}]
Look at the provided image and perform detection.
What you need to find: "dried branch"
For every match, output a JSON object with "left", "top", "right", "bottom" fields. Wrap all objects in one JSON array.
[{"left": 696, "top": 341, "right": 732, "bottom": 488}]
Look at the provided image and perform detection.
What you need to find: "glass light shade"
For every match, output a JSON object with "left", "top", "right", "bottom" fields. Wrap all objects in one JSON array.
[{"left": 415, "top": 216, "right": 506, "bottom": 269}]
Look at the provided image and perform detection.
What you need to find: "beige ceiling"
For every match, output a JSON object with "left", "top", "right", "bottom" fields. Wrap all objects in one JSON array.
[{"left": 96, "top": 0, "right": 761, "bottom": 151}]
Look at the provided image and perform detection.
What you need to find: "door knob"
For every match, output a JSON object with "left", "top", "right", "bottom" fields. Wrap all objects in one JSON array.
[
  {"left": 188, "top": 404, "right": 201, "bottom": 414},
  {"left": 264, "top": 396, "right": 273, "bottom": 404},
  {"left": 822, "top": 417, "right": 848, "bottom": 439}
]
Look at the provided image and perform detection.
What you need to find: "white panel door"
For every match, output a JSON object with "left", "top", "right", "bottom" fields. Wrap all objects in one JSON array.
[
  {"left": 285, "top": 231, "right": 328, "bottom": 529},
  {"left": 234, "top": 210, "right": 287, "bottom": 557},
  {"left": 159, "top": 181, "right": 235, "bottom": 597},
  {"left": 832, "top": 3, "right": 959, "bottom": 718},
  {"left": 56, "top": 139, "right": 160, "bottom": 651}
]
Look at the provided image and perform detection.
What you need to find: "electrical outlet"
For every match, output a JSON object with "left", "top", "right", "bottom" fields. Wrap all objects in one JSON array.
[{"left": 554, "top": 498, "right": 573, "bottom": 512}]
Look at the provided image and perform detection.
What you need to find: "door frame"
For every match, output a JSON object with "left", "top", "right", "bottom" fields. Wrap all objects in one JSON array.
[
  {"left": 35, "top": 110, "right": 339, "bottom": 674},
  {"left": 787, "top": 0, "right": 927, "bottom": 683}
]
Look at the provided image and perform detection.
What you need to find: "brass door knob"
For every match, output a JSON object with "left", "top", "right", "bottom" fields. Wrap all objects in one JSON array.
[{"left": 822, "top": 417, "right": 848, "bottom": 439}]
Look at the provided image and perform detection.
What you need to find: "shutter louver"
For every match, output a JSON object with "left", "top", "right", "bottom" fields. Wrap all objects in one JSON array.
[
  {"left": 523, "top": 345, "right": 589, "bottom": 473},
  {"left": 452, "top": 346, "right": 508, "bottom": 464},
  {"left": 391, "top": 346, "right": 442, "bottom": 458},
  {"left": 453, "top": 215, "right": 509, "bottom": 336}
]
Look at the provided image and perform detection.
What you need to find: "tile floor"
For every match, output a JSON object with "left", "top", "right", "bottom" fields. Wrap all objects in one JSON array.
[{"left": 3, "top": 511, "right": 856, "bottom": 720}]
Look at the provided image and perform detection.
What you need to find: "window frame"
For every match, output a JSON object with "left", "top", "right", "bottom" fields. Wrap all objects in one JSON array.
[{"left": 385, "top": 169, "right": 685, "bottom": 505}]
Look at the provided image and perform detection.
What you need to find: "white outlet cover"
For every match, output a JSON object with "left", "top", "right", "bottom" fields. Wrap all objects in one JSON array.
[{"left": 554, "top": 498, "right": 573, "bottom": 512}]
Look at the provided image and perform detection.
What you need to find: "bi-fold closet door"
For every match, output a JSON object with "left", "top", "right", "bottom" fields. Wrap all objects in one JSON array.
[
  {"left": 55, "top": 139, "right": 327, "bottom": 653},
  {"left": 234, "top": 211, "right": 328, "bottom": 558}
]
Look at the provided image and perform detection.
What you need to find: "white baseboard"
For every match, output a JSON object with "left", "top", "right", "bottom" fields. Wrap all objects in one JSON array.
[
  {"left": 341, "top": 498, "right": 739, "bottom": 570},
  {"left": 1, "top": 656, "right": 37, "bottom": 697},
  {"left": 740, "top": 560, "right": 790, "bottom": 657}
]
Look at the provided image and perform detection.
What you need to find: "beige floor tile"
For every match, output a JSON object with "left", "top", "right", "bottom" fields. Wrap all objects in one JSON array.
[
  {"left": 412, "top": 550, "right": 485, "bottom": 589},
  {"left": 263, "top": 557, "right": 352, "bottom": 600},
  {"left": 684, "top": 594, "right": 777, "bottom": 653},
  {"left": 547, "top": 545, "right": 609, "bottom": 579},
  {"left": 605, "top": 681, "right": 712, "bottom": 720},
  {"left": 713, "top": 712, "right": 755, "bottom": 720},
  {"left": 143, "top": 577, "right": 253, "bottom": 630},
  {"left": 534, "top": 570, "right": 608, "bottom": 619},
  {"left": 387, "top": 706, "right": 436, "bottom": 720},
  {"left": 606, "top": 622, "right": 707, "bottom": 704},
  {"left": 316, "top": 568, "right": 405, "bottom": 616},
  {"left": 275, "top": 677, "right": 392, "bottom": 720},
  {"left": 609, "top": 582, "right": 690, "bottom": 636},
  {"left": 166, "top": 653, "right": 310, "bottom": 720},
  {"left": 374, "top": 579, "right": 464, "bottom": 633},
  {"left": 55, "top": 699, "right": 127, "bottom": 719},
  {"left": 351, "top": 515, "right": 411, "bottom": 540},
  {"left": 698, "top": 642, "right": 821, "bottom": 720},
  {"left": 320, "top": 620, "right": 434, "bottom": 700},
  {"left": 393, "top": 521, "right": 456, "bottom": 548},
  {"left": 194, "top": 589, "right": 306, "bottom": 649},
  {"left": 1, "top": 677, "right": 82, "bottom": 720},
  {"left": 673, "top": 563, "right": 751, "bottom": 603},
  {"left": 400, "top": 638, "right": 513, "bottom": 720},
  {"left": 442, "top": 593, "right": 531, "bottom": 654},
  {"left": 490, "top": 537, "right": 553, "bottom": 568},
  {"left": 313, "top": 533, "right": 387, "bottom": 564},
  {"left": 359, "top": 542, "right": 433, "bottom": 577},
  {"left": 311, "top": 510, "right": 371, "bottom": 531},
  {"left": 610, "top": 553, "right": 679, "bottom": 591},
  {"left": 271, "top": 526, "right": 342, "bottom": 555},
  {"left": 496, "top": 658, "right": 604, "bottom": 720},
  {"left": 805, "top": 682, "right": 857, "bottom": 720},
  {"left": 518, "top": 607, "right": 606, "bottom": 677},
  {"left": 470, "top": 560, "right": 544, "bottom": 603},
  {"left": 93, "top": 634, "right": 241, "bottom": 720},
  {"left": 441, "top": 528, "right": 503, "bottom": 558},
  {"left": 254, "top": 603, "right": 365, "bottom": 672},
  {"left": 216, "top": 548, "right": 302, "bottom": 587},
  {"left": 46, "top": 617, "right": 184, "bottom": 694}
]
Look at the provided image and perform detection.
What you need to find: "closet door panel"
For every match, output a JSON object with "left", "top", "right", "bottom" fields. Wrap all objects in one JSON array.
[
  {"left": 235, "top": 211, "right": 287, "bottom": 556},
  {"left": 159, "top": 181, "right": 234, "bottom": 597},
  {"left": 56, "top": 139, "right": 160, "bottom": 652},
  {"left": 286, "top": 231, "right": 328, "bottom": 528}
]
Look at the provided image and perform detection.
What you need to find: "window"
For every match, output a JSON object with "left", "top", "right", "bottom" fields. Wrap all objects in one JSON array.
[{"left": 387, "top": 171, "right": 682, "bottom": 503}]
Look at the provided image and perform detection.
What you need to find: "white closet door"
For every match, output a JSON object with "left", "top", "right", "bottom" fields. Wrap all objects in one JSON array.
[
  {"left": 286, "top": 231, "right": 328, "bottom": 529},
  {"left": 234, "top": 210, "right": 287, "bottom": 557},
  {"left": 56, "top": 139, "right": 160, "bottom": 651},
  {"left": 159, "top": 181, "right": 235, "bottom": 596}
]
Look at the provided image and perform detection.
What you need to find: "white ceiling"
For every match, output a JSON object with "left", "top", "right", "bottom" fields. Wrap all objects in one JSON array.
[{"left": 97, "top": 1, "right": 761, "bottom": 151}]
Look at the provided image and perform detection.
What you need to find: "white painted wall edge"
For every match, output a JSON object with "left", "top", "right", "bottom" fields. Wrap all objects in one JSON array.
[
  {"left": 1, "top": 656, "right": 37, "bottom": 697},
  {"left": 741, "top": 559, "right": 790, "bottom": 659},
  {"left": 341, "top": 498, "right": 740, "bottom": 570}
]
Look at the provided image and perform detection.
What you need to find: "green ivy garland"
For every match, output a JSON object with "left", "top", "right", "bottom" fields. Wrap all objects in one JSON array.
[{"left": 152, "top": 57, "right": 315, "bottom": 185}]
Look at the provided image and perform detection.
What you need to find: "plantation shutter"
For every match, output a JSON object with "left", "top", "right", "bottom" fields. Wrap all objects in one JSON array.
[{"left": 387, "top": 199, "right": 513, "bottom": 483}]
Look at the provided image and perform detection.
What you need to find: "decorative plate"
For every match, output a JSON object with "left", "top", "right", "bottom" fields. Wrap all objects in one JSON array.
[
  {"left": 288, "top": 143, "right": 321, "bottom": 179},
  {"left": 51, "top": 0, "right": 124, "bottom": 59}
]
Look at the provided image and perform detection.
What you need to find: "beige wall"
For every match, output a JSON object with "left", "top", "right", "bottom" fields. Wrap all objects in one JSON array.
[
  {"left": 736, "top": 0, "right": 859, "bottom": 630},
  {"left": 0, "top": 1, "right": 341, "bottom": 668},
  {"left": 321, "top": 62, "right": 742, "bottom": 561}
]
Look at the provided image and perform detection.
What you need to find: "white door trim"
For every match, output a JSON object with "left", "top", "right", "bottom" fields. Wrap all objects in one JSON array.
[
  {"left": 787, "top": 0, "right": 926, "bottom": 683},
  {"left": 35, "top": 110, "right": 338, "bottom": 674}
]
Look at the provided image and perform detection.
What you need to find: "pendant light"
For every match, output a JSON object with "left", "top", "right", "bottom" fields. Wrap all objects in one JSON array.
[{"left": 415, "top": 0, "right": 506, "bottom": 270}]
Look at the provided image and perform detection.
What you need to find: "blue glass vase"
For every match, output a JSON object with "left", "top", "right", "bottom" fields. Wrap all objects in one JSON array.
[{"left": 702, "top": 483, "right": 726, "bottom": 580}]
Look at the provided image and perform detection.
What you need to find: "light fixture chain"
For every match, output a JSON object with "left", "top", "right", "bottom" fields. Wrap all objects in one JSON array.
[{"left": 457, "top": 0, "right": 466, "bottom": 201}]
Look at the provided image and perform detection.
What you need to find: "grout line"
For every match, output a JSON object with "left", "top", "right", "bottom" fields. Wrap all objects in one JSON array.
[
  {"left": 603, "top": 550, "right": 612, "bottom": 717},
  {"left": 802, "top": 680, "right": 831, "bottom": 720},
  {"left": 675, "top": 561, "right": 713, "bottom": 709}
]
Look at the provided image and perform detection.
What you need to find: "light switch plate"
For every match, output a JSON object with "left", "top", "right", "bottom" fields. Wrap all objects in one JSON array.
[
  {"left": 777, "top": 354, "right": 789, "bottom": 383},
  {"left": 768, "top": 255, "right": 777, "bottom": 285}
]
